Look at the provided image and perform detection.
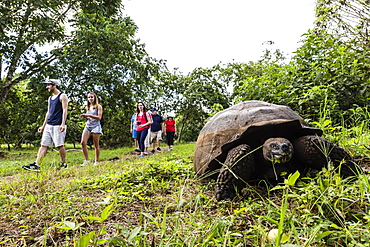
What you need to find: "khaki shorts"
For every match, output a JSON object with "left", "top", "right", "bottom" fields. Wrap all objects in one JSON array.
[
  {"left": 41, "top": 124, "right": 67, "bottom": 147},
  {"left": 150, "top": 130, "right": 163, "bottom": 143},
  {"left": 145, "top": 130, "right": 150, "bottom": 147}
]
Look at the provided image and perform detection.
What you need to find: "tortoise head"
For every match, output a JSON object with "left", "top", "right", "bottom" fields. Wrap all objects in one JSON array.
[{"left": 263, "top": 138, "right": 294, "bottom": 164}]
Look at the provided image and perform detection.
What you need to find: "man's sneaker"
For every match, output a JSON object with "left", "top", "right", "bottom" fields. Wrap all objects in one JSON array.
[
  {"left": 60, "top": 162, "right": 68, "bottom": 169},
  {"left": 134, "top": 148, "right": 141, "bottom": 152},
  {"left": 144, "top": 151, "right": 148, "bottom": 155},
  {"left": 93, "top": 161, "right": 99, "bottom": 166},
  {"left": 81, "top": 160, "right": 89, "bottom": 167},
  {"left": 150, "top": 149, "right": 155, "bottom": 154},
  {"left": 22, "top": 162, "right": 40, "bottom": 172},
  {"left": 139, "top": 155, "right": 144, "bottom": 158},
  {"left": 169, "top": 147, "right": 173, "bottom": 151},
  {"left": 157, "top": 147, "right": 162, "bottom": 152}
]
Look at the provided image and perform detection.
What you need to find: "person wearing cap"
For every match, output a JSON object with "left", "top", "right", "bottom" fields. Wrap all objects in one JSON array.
[
  {"left": 164, "top": 114, "right": 176, "bottom": 151},
  {"left": 22, "top": 79, "right": 69, "bottom": 171},
  {"left": 150, "top": 108, "right": 164, "bottom": 154}
]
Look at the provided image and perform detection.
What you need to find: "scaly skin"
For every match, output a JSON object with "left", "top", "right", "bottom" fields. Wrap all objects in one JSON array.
[
  {"left": 216, "top": 144, "right": 255, "bottom": 201},
  {"left": 215, "top": 136, "right": 362, "bottom": 201},
  {"left": 293, "top": 135, "right": 361, "bottom": 177}
]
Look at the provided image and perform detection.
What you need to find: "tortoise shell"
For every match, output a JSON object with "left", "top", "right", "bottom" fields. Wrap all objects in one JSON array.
[{"left": 193, "top": 100, "right": 322, "bottom": 180}]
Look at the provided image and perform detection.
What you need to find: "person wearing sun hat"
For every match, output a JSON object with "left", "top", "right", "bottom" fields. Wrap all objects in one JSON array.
[
  {"left": 22, "top": 78, "right": 69, "bottom": 171},
  {"left": 164, "top": 113, "right": 176, "bottom": 151}
]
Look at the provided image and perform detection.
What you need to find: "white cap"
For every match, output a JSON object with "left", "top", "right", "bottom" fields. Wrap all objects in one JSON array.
[
  {"left": 43, "top": 79, "right": 61, "bottom": 86},
  {"left": 167, "top": 112, "right": 175, "bottom": 118}
]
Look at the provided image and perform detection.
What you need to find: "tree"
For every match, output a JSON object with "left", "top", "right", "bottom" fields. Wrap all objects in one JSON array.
[
  {"left": 155, "top": 66, "right": 231, "bottom": 142},
  {"left": 0, "top": 0, "right": 156, "bottom": 107},
  {"left": 0, "top": 81, "right": 44, "bottom": 150},
  {"left": 1, "top": 0, "right": 163, "bottom": 147},
  {"left": 315, "top": 0, "right": 370, "bottom": 45},
  {"left": 0, "top": 0, "right": 78, "bottom": 105}
]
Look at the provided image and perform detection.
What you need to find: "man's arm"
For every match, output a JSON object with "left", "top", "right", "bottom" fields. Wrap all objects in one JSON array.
[{"left": 60, "top": 93, "right": 69, "bottom": 132}]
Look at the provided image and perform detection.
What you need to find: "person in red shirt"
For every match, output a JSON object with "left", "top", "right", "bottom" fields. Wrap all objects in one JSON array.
[
  {"left": 135, "top": 102, "right": 153, "bottom": 157},
  {"left": 164, "top": 114, "right": 176, "bottom": 150}
]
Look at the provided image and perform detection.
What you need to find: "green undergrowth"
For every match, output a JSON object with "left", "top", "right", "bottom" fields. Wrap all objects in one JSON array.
[{"left": 0, "top": 136, "right": 370, "bottom": 246}]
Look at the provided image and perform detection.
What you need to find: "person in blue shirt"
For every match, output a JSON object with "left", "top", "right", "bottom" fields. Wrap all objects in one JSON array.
[
  {"left": 130, "top": 112, "right": 140, "bottom": 152},
  {"left": 150, "top": 108, "right": 164, "bottom": 153}
]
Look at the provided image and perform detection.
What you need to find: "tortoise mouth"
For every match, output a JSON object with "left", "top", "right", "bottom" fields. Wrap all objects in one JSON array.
[{"left": 267, "top": 153, "right": 292, "bottom": 164}]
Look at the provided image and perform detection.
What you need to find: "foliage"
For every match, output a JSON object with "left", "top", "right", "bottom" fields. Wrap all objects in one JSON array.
[
  {"left": 0, "top": 81, "right": 46, "bottom": 149},
  {"left": 56, "top": 8, "right": 163, "bottom": 146},
  {"left": 0, "top": 0, "right": 77, "bottom": 105},
  {"left": 232, "top": 29, "right": 370, "bottom": 126},
  {"left": 315, "top": 0, "right": 370, "bottom": 45},
  {"left": 292, "top": 30, "right": 369, "bottom": 115},
  {"left": 0, "top": 0, "right": 163, "bottom": 147},
  {"left": 2, "top": 0, "right": 370, "bottom": 149},
  {"left": 154, "top": 67, "right": 231, "bottom": 142},
  {"left": 0, "top": 126, "right": 369, "bottom": 246}
]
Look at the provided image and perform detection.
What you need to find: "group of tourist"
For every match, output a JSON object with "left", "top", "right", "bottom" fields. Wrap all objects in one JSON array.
[
  {"left": 22, "top": 79, "right": 176, "bottom": 172},
  {"left": 130, "top": 102, "right": 176, "bottom": 158}
]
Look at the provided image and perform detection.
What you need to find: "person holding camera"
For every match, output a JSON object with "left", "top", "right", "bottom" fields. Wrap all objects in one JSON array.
[{"left": 135, "top": 102, "right": 153, "bottom": 157}]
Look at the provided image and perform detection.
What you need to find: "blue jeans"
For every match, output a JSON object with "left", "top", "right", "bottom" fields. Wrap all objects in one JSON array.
[{"left": 136, "top": 128, "right": 149, "bottom": 152}]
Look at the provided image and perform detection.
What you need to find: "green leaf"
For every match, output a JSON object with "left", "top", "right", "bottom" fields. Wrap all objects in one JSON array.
[
  {"left": 76, "top": 231, "right": 96, "bottom": 247},
  {"left": 100, "top": 203, "right": 114, "bottom": 221},
  {"left": 127, "top": 226, "right": 142, "bottom": 242},
  {"left": 61, "top": 221, "right": 85, "bottom": 231},
  {"left": 84, "top": 216, "right": 103, "bottom": 222},
  {"left": 285, "top": 171, "right": 300, "bottom": 186}
]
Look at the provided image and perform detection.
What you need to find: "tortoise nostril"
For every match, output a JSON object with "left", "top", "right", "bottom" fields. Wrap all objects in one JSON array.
[{"left": 281, "top": 144, "right": 289, "bottom": 152}]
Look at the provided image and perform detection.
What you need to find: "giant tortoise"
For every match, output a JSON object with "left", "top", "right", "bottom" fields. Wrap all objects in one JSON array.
[{"left": 193, "top": 101, "right": 361, "bottom": 201}]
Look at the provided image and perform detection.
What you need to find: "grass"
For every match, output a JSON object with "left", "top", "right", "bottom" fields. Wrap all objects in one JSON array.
[{"left": 0, "top": 134, "right": 369, "bottom": 246}]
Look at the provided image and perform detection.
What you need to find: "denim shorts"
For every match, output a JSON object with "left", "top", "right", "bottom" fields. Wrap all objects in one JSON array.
[
  {"left": 132, "top": 129, "right": 137, "bottom": 139},
  {"left": 84, "top": 124, "right": 102, "bottom": 134}
]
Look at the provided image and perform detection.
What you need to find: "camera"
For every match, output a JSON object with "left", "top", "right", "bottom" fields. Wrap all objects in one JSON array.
[{"left": 136, "top": 121, "right": 141, "bottom": 125}]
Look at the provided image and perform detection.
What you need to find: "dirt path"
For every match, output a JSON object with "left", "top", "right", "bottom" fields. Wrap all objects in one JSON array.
[{"left": 0, "top": 147, "right": 173, "bottom": 184}]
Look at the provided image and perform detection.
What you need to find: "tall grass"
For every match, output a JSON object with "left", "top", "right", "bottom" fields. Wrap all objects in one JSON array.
[{"left": 0, "top": 115, "right": 369, "bottom": 246}]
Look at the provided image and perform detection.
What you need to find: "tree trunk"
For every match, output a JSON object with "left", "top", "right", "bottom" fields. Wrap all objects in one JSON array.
[
  {"left": 0, "top": 81, "right": 13, "bottom": 106},
  {"left": 178, "top": 112, "right": 190, "bottom": 143}
]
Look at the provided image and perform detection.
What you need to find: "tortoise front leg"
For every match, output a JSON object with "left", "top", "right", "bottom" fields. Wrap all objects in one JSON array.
[
  {"left": 293, "top": 135, "right": 362, "bottom": 177},
  {"left": 216, "top": 144, "right": 255, "bottom": 201}
]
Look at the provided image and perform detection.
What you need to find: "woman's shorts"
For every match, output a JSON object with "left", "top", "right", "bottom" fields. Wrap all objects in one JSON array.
[
  {"left": 84, "top": 124, "right": 103, "bottom": 134},
  {"left": 132, "top": 129, "right": 137, "bottom": 139}
]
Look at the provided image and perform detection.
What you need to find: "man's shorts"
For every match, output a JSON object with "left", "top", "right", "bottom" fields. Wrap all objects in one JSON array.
[
  {"left": 84, "top": 124, "right": 103, "bottom": 134},
  {"left": 132, "top": 129, "right": 137, "bottom": 139},
  {"left": 41, "top": 124, "right": 67, "bottom": 147},
  {"left": 150, "top": 130, "right": 163, "bottom": 143}
]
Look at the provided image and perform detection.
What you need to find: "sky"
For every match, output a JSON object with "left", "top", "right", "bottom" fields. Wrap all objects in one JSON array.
[{"left": 123, "top": 0, "right": 317, "bottom": 74}]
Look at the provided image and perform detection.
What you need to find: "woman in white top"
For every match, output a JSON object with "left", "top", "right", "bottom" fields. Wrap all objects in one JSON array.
[{"left": 80, "top": 92, "right": 103, "bottom": 166}]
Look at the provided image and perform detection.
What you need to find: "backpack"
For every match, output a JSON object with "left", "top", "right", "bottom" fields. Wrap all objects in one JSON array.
[
  {"left": 98, "top": 107, "right": 104, "bottom": 127},
  {"left": 100, "top": 115, "right": 104, "bottom": 127}
]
